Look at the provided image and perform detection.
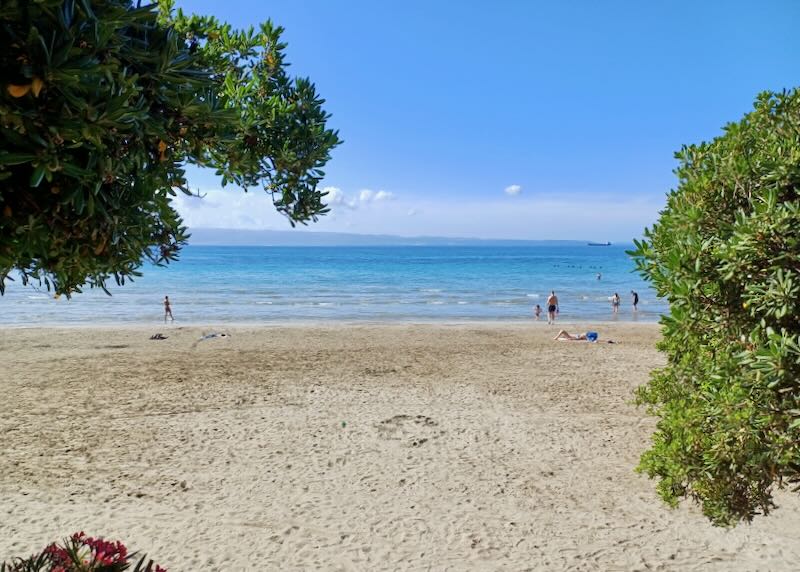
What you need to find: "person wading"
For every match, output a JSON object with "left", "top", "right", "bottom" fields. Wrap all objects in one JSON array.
[
  {"left": 164, "top": 295, "right": 174, "bottom": 323},
  {"left": 546, "top": 291, "right": 559, "bottom": 325}
]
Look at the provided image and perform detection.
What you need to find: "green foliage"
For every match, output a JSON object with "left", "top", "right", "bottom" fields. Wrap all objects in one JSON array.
[
  {"left": 1, "top": 531, "right": 164, "bottom": 571},
  {"left": 630, "top": 89, "right": 800, "bottom": 526},
  {"left": 0, "top": 0, "right": 339, "bottom": 296}
]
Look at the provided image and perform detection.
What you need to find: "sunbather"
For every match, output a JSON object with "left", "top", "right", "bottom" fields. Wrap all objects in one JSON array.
[
  {"left": 554, "top": 330, "right": 588, "bottom": 341},
  {"left": 554, "top": 330, "right": 600, "bottom": 342}
]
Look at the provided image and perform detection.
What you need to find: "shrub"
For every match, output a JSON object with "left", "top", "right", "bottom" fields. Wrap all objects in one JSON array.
[
  {"left": 630, "top": 89, "right": 800, "bottom": 526},
  {"left": 1, "top": 532, "right": 164, "bottom": 571}
]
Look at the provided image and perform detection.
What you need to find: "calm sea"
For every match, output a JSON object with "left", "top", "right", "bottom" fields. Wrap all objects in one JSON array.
[{"left": 1, "top": 244, "right": 666, "bottom": 325}]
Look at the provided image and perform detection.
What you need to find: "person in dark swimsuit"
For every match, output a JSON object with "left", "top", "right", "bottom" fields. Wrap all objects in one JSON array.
[
  {"left": 631, "top": 290, "right": 639, "bottom": 312},
  {"left": 546, "top": 291, "right": 559, "bottom": 324}
]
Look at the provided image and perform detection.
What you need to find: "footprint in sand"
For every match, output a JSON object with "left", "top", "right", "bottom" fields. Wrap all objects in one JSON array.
[{"left": 375, "top": 415, "right": 444, "bottom": 447}]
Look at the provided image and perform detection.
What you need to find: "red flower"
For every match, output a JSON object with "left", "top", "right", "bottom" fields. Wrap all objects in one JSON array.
[
  {"left": 3, "top": 532, "right": 165, "bottom": 571},
  {"left": 43, "top": 542, "right": 71, "bottom": 566}
]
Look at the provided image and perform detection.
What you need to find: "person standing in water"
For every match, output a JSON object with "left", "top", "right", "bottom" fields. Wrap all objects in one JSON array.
[
  {"left": 631, "top": 290, "right": 639, "bottom": 312},
  {"left": 611, "top": 292, "right": 620, "bottom": 314},
  {"left": 164, "top": 295, "right": 174, "bottom": 323},
  {"left": 533, "top": 304, "right": 542, "bottom": 320},
  {"left": 546, "top": 291, "right": 559, "bottom": 324}
]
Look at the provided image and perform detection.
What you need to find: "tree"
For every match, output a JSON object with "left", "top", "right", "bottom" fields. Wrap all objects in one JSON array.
[
  {"left": 630, "top": 89, "right": 800, "bottom": 526},
  {"left": 0, "top": 0, "right": 339, "bottom": 296}
]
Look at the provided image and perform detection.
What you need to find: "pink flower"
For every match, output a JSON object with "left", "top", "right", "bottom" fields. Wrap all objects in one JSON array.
[{"left": 5, "top": 531, "right": 165, "bottom": 572}]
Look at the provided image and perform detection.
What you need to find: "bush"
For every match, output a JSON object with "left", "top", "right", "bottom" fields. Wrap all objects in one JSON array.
[
  {"left": 1, "top": 532, "right": 164, "bottom": 571},
  {"left": 630, "top": 89, "right": 800, "bottom": 526},
  {"left": 0, "top": 0, "right": 339, "bottom": 296}
]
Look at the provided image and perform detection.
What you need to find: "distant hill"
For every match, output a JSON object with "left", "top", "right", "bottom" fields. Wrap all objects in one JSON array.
[{"left": 187, "top": 228, "right": 589, "bottom": 247}]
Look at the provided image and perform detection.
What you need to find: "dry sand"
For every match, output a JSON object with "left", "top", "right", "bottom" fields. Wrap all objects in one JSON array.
[{"left": 1, "top": 323, "right": 798, "bottom": 571}]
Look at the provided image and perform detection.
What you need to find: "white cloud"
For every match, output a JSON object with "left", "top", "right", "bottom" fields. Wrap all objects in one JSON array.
[
  {"left": 349, "top": 192, "right": 659, "bottom": 240},
  {"left": 173, "top": 188, "right": 284, "bottom": 229},
  {"left": 173, "top": 183, "right": 662, "bottom": 242},
  {"left": 323, "top": 186, "right": 357, "bottom": 209},
  {"left": 323, "top": 186, "right": 344, "bottom": 204},
  {"left": 504, "top": 184, "right": 522, "bottom": 196},
  {"left": 321, "top": 188, "right": 396, "bottom": 210}
]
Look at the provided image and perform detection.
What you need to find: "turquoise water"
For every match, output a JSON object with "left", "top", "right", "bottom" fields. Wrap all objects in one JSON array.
[{"left": 1, "top": 244, "right": 666, "bottom": 325}]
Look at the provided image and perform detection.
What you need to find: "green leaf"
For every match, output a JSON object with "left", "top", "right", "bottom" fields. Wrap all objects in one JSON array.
[
  {"left": 0, "top": 153, "right": 37, "bottom": 166},
  {"left": 29, "top": 164, "right": 46, "bottom": 187}
]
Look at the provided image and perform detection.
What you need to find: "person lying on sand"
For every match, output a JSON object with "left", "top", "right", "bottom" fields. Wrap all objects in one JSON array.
[
  {"left": 553, "top": 330, "right": 614, "bottom": 343},
  {"left": 198, "top": 332, "right": 229, "bottom": 341},
  {"left": 192, "top": 331, "right": 230, "bottom": 349},
  {"left": 554, "top": 330, "right": 590, "bottom": 341}
]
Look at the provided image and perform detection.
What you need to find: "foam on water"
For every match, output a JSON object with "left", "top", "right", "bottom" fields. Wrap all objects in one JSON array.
[{"left": 1, "top": 244, "right": 666, "bottom": 324}]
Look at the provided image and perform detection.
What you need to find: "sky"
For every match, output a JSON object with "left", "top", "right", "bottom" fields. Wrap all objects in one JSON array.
[{"left": 173, "top": 0, "right": 800, "bottom": 241}]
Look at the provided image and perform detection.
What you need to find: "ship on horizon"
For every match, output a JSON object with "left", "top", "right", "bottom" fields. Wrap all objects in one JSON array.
[{"left": 587, "top": 241, "right": 612, "bottom": 246}]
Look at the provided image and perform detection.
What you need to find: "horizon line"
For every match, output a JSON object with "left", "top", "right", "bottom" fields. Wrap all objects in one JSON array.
[{"left": 185, "top": 227, "right": 633, "bottom": 246}]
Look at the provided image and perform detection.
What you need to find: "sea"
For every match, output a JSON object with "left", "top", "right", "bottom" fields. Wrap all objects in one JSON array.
[{"left": 1, "top": 244, "right": 667, "bottom": 325}]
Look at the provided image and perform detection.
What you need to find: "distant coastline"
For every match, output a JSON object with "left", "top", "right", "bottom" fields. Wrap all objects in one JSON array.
[{"left": 187, "top": 227, "right": 632, "bottom": 247}]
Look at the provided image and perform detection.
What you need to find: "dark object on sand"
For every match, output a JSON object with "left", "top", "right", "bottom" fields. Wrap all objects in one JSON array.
[
  {"left": 197, "top": 332, "right": 228, "bottom": 342},
  {"left": 199, "top": 332, "right": 229, "bottom": 341},
  {"left": 150, "top": 333, "right": 168, "bottom": 340},
  {"left": 192, "top": 332, "right": 229, "bottom": 349}
]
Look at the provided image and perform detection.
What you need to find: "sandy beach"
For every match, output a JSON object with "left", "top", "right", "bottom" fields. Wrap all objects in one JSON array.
[{"left": 1, "top": 322, "right": 798, "bottom": 571}]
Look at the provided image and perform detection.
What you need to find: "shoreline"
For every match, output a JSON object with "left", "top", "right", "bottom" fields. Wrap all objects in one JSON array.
[{"left": 0, "top": 317, "right": 663, "bottom": 330}]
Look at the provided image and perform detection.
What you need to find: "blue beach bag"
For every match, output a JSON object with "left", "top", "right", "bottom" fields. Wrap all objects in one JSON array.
[{"left": 586, "top": 331, "right": 599, "bottom": 342}]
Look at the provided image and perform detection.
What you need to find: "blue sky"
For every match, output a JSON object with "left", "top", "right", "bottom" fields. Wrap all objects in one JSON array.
[{"left": 174, "top": 0, "right": 800, "bottom": 240}]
